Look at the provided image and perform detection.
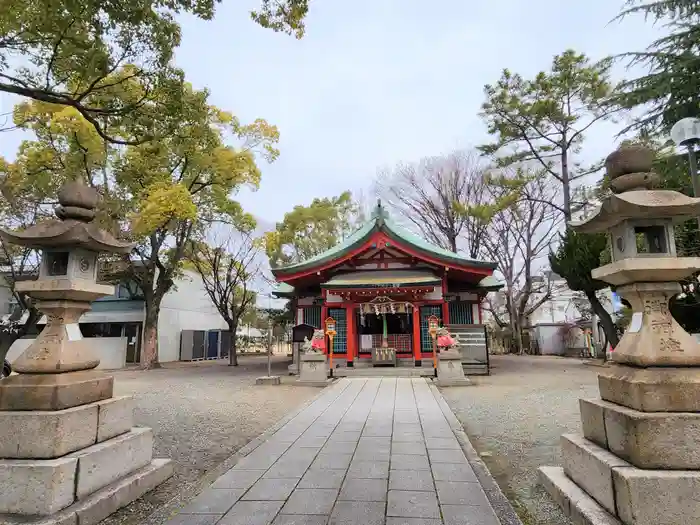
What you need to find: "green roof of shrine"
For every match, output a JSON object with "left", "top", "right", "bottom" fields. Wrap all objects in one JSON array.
[
  {"left": 271, "top": 201, "right": 496, "bottom": 277},
  {"left": 322, "top": 269, "right": 442, "bottom": 288},
  {"left": 271, "top": 273, "right": 503, "bottom": 298}
]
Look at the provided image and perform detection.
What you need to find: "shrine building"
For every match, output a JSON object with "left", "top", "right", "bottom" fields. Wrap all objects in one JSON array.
[{"left": 272, "top": 201, "right": 502, "bottom": 370}]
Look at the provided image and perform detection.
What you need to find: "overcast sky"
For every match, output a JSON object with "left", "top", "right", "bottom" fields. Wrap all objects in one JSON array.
[
  {"left": 0, "top": 0, "right": 661, "bottom": 230},
  {"left": 174, "top": 0, "right": 660, "bottom": 228}
]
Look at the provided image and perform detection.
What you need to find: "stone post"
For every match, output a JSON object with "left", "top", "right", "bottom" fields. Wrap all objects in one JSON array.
[
  {"left": 436, "top": 349, "right": 471, "bottom": 387},
  {"left": 0, "top": 181, "right": 173, "bottom": 525},
  {"left": 298, "top": 352, "right": 331, "bottom": 386},
  {"left": 539, "top": 144, "right": 700, "bottom": 525}
]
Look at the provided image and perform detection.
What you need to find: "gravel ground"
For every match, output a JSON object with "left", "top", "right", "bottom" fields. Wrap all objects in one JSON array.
[
  {"left": 440, "top": 355, "right": 600, "bottom": 525},
  {"left": 99, "top": 354, "right": 320, "bottom": 525}
]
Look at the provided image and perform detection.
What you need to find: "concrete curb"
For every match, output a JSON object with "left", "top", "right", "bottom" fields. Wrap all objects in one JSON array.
[
  {"left": 429, "top": 382, "right": 523, "bottom": 525},
  {"left": 144, "top": 379, "right": 346, "bottom": 524}
]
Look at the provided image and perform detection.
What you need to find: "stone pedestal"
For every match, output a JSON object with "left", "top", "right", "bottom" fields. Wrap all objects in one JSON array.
[
  {"left": 539, "top": 364, "right": 700, "bottom": 525},
  {"left": 255, "top": 375, "right": 281, "bottom": 385},
  {"left": 298, "top": 353, "right": 331, "bottom": 386},
  {"left": 435, "top": 350, "right": 471, "bottom": 387},
  {"left": 0, "top": 373, "right": 173, "bottom": 524}
]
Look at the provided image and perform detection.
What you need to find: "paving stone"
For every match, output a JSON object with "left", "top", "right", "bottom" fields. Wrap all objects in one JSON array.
[
  {"left": 394, "top": 425, "right": 423, "bottom": 435},
  {"left": 354, "top": 445, "right": 391, "bottom": 461},
  {"left": 435, "top": 481, "right": 490, "bottom": 506},
  {"left": 423, "top": 426, "right": 452, "bottom": 438},
  {"left": 387, "top": 490, "right": 440, "bottom": 519},
  {"left": 362, "top": 427, "right": 393, "bottom": 437},
  {"left": 329, "top": 500, "right": 385, "bottom": 525},
  {"left": 273, "top": 515, "right": 329, "bottom": 525},
  {"left": 425, "top": 437, "right": 460, "bottom": 450},
  {"left": 392, "top": 433, "right": 425, "bottom": 443},
  {"left": 212, "top": 469, "right": 265, "bottom": 489},
  {"left": 386, "top": 519, "right": 442, "bottom": 525},
  {"left": 339, "top": 478, "right": 388, "bottom": 501},
  {"left": 243, "top": 478, "right": 299, "bottom": 500},
  {"left": 284, "top": 447, "right": 321, "bottom": 461},
  {"left": 297, "top": 437, "right": 327, "bottom": 448},
  {"left": 322, "top": 441, "right": 357, "bottom": 454},
  {"left": 180, "top": 488, "right": 245, "bottom": 514},
  {"left": 312, "top": 453, "right": 353, "bottom": 470},
  {"left": 389, "top": 469, "right": 435, "bottom": 492},
  {"left": 298, "top": 468, "right": 347, "bottom": 489},
  {"left": 391, "top": 442, "right": 427, "bottom": 456},
  {"left": 164, "top": 513, "right": 222, "bottom": 525},
  {"left": 358, "top": 436, "right": 391, "bottom": 447},
  {"left": 219, "top": 500, "right": 285, "bottom": 525},
  {"left": 347, "top": 460, "right": 390, "bottom": 479},
  {"left": 282, "top": 488, "right": 338, "bottom": 515},
  {"left": 432, "top": 462, "right": 478, "bottom": 482},
  {"left": 441, "top": 503, "right": 500, "bottom": 525},
  {"left": 428, "top": 448, "right": 468, "bottom": 464},
  {"left": 391, "top": 454, "right": 431, "bottom": 470},
  {"left": 265, "top": 458, "right": 314, "bottom": 478},
  {"left": 329, "top": 431, "right": 362, "bottom": 442}
]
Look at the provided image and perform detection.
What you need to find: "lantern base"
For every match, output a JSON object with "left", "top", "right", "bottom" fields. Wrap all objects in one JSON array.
[
  {"left": 598, "top": 364, "right": 700, "bottom": 412},
  {"left": 610, "top": 281, "right": 700, "bottom": 367},
  {"left": 0, "top": 371, "right": 113, "bottom": 411}
]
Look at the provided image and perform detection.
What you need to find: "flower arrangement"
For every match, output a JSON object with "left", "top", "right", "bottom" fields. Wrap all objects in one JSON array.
[
  {"left": 436, "top": 326, "right": 458, "bottom": 350},
  {"left": 302, "top": 329, "right": 326, "bottom": 354}
]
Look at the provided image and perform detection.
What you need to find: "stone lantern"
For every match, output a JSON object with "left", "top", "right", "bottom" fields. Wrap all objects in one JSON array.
[
  {"left": 539, "top": 144, "right": 700, "bottom": 525},
  {"left": 0, "top": 181, "right": 172, "bottom": 524}
]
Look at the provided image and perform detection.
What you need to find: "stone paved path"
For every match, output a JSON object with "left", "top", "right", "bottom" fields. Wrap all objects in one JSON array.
[{"left": 165, "top": 378, "right": 500, "bottom": 525}]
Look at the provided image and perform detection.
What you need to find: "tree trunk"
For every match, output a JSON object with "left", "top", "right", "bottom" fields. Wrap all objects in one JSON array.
[
  {"left": 514, "top": 317, "right": 526, "bottom": 355},
  {"left": 228, "top": 325, "right": 238, "bottom": 366},
  {"left": 585, "top": 289, "right": 619, "bottom": 360},
  {"left": 561, "top": 142, "right": 572, "bottom": 221},
  {"left": 448, "top": 234, "right": 458, "bottom": 254},
  {"left": 140, "top": 303, "right": 161, "bottom": 370}
]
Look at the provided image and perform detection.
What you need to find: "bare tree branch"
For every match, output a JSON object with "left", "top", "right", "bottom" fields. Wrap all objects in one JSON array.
[{"left": 376, "top": 149, "right": 491, "bottom": 258}]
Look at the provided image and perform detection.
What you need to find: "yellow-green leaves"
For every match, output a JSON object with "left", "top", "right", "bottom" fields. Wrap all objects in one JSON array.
[
  {"left": 265, "top": 191, "right": 361, "bottom": 267},
  {"left": 131, "top": 182, "right": 197, "bottom": 237},
  {"left": 250, "top": 0, "right": 310, "bottom": 38}
]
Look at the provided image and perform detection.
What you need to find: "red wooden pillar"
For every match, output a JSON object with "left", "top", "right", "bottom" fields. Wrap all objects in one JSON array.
[
  {"left": 320, "top": 304, "right": 328, "bottom": 355},
  {"left": 346, "top": 303, "right": 355, "bottom": 367},
  {"left": 412, "top": 307, "right": 421, "bottom": 366},
  {"left": 441, "top": 272, "right": 450, "bottom": 326}
]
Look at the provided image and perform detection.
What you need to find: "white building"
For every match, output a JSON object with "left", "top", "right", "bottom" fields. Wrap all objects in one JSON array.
[{"left": 4, "top": 269, "right": 226, "bottom": 369}]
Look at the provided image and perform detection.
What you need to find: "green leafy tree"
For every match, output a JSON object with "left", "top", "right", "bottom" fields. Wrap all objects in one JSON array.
[
  {"left": 4, "top": 81, "right": 279, "bottom": 368},
  {"left": 609, "top": 0, "right": 700, "bottom": 134},
  {"left": 0, "top": 0, "right": 309, "bottom": 145},
  {"left": 188, "top": 235, "right": 259, "bottom": 366},
  {"left": 549, "top": 229, "right": 620, "bottom": 352},
  {"left": 264, "top": 191, "right": 361, "bottom": 267},
  {"left": 480, "top": 49, "right": 617, "bottom": 221}
]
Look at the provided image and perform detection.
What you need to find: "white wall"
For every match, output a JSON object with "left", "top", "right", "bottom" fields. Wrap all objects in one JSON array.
[
  {"left": 8, "top": 337, "right": 127, "bottom": 369},
  {"left": 158, "top": 270, "right": 227, "bottom": 362}
]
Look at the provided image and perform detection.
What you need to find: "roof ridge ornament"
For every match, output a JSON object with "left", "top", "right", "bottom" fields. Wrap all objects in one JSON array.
[{"left": 373, "top": 198, "right": 386, "bottom": 226}]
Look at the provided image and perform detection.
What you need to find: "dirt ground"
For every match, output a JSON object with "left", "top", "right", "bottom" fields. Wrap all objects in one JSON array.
[
  {"left": 441, "top": 354, "right": 600, "bottom": 525},
  {"left": 100, "top": 355, "right": 319, "bottom": 525}
]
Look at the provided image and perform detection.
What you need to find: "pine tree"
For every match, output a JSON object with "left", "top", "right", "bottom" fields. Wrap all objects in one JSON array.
[{"left": 610, "top": 0, "right": 700, "bottom": 134}]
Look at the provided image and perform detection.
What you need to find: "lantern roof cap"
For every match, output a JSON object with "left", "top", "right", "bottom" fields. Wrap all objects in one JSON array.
[
  {"left": 0, "top": 180, "right": 134, "bottom": 254},
  {"left": 571, "top": 190, "right": 700, "bottom": 233}
]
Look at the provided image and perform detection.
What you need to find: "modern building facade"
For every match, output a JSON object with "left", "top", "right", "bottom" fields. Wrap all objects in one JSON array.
[
  {"left": 272, "top": 202, "right": 501, "bottom": 368},
  {"left": 3, "top": 269, "right": 226, "bottom": 368}
]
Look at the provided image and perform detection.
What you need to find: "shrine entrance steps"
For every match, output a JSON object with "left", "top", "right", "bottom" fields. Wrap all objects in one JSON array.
[{"left": 334, "top": 367, "right": 435, "bottom": 378}]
